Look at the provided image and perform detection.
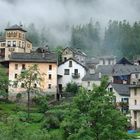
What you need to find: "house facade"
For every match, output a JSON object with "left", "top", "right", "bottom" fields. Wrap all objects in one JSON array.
[
  {"left": 8, "top": 52, "right": 57, "bottom": 100},
  {"left": 129, "top": 85, "right": 140, "bottom": 129},
  {"left": 61, "top": 47, "right": 87, "bottom": 65},
  {"left": 98, "top": 56, "right": 116, "bottom": 65},
  {"left": 0, "top": 25, "right": 32, "bottom": 60},
  {"left": 107, "top": 83, "right": 129, "bottom": 113},
  {"left": 58, "top": 58, "right": 87, "bottom": 91},
  {"left": 82, "top": 65, "right": 113, "bottom": 90}
]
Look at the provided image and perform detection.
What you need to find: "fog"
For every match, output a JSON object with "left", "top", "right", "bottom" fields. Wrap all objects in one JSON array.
[{"left": 0, "top": 0, "right": 140, "bottom": 45}]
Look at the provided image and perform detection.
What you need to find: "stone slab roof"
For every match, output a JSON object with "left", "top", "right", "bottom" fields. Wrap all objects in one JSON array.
[
  {"left": 9, "top": 52, "right": 57, "bottom": 63},
  {"left": 82, "top": 65, "right": 113, "bottom": 81},
  {"left": 110, "top": 83, "right": 130, "bottom": 96},
  {"left": 113, "top": 64, "right": 140, "bottom": 76},
  {"left": 5, "top": 25, "right": 26, "bottom": 32}
]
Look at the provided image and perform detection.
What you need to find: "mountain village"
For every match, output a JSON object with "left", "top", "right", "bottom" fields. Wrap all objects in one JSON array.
[{"left": 1, "top": 24, "right": 140, "bottom": 132}]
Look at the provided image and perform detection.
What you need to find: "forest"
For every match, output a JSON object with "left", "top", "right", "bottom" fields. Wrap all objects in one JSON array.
[{"left": 1, "top": 20, "right": 140, "bottom": 59}]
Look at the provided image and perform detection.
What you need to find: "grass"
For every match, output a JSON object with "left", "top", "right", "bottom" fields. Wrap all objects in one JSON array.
[{"left": 0, "top": 100, "right": 65, "bottom": 139}]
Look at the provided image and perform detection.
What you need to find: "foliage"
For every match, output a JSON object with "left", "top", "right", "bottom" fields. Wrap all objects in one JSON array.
[
  {"left": 0, "top": 65, "right": 9, "bottom": 99},
  {"left": 53, "top": 46, "right": 63, "bottom": 64},
  {"left": 70, "top": 20, "right": 101, "bottom": 56},
  {"left": 33, "top": 95, "right": 48, "bottom": 113},
  {"left": 43, "top": 109, "right": 67, "bottom": 130},
  {"left": 16, "top": 64, "right": 44, "bottom": 121},
  {"left": 103, "top": 20, "right": 140, "bottom": 59},
  {"left": 61, "top": 80, "right": 130, "bottom": 140},
  {"left": 65, "top": 82, "right": 79, "bottom": 95}
]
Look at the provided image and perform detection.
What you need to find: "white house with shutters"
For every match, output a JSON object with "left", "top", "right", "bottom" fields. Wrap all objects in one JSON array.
[{"left": 57, "top": 58, "right": 87, "bottom": 91}]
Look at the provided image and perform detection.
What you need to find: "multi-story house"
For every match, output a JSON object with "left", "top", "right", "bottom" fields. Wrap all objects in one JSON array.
[
  {"left": 58, "top": 58, "right": 87, "bottom": 92},
  {"left": 61, "top": 47, "right": 87, "bottom": 65},
  {"left": 107, "top": 83, "right": 130, "bottom": 113},
  {"left": 129, "top": 85, "right": 140, "bottom": 129},
  {"left": 8, "top": 52, "right": 57, "bottom": 100},
  {"left": 82, "top": 65, "right": 113, "bottom": 90},
  {"left": 98, "top": 55, "right": 116, "bottom": 65},
  {"left": 113, "top": 58, "right": 140, "bottom": 84},
  {"left": 0, "top": 24, "right": 32, "bottom": 60}
]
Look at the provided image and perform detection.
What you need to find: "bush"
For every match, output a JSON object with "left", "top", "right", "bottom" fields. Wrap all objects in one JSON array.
[
  {"left": 30, "top": 113, "right": 44, "bottom": 123},
  {"left": 32, "top": 95, "right": 48, "bottom": 113},
  {"left": 42, "top": 109, "right": 68, "bottom": 130},
  {"left": 65, "top": 82, "right": 79, "bottom": 95},
  {"left": 17, "top": 111, "right": 28, "bottom": 122},
  {"left": 43, "top": 115, "right": 60, "bottom": 130},
  {"left": 17, "top": 111, "right": 44, "bottom": 123}
]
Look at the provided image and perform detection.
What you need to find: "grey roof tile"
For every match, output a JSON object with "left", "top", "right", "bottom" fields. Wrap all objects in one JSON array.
[
  {"left": 110, "top": 83, "right": 130, "bottom": 96},
  {"left": 5, "top": 24, "right": 26, "bottom": 32},
  {"left": 9, "top": 52, "right": 57, "bottom": 63}
]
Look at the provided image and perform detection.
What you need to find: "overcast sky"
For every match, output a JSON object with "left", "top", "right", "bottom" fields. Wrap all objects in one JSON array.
[
  {"left": 0, "top": 0, "right": 140, "bottom": 45},
  {"left": 1, "top": 0, "right": 140, "bottom": 27}
]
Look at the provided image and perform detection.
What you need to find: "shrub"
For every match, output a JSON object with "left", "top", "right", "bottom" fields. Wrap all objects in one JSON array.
[
  {"left": 43, "top": 115, "right": 60, "bottom": 130},
  {"left": 42, "top": 109, "right": 68, "bottom": 130},
  {"left": 65, "top": 82, "right": 79, "bottom": 95},
  {"left": 32, "top": 95, "right": 48, "bottom": 113},
  {"left": 30, "top": 113, "right": 44, "bottom": 123}
]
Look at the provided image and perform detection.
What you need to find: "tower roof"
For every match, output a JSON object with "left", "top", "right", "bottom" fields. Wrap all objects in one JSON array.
[{"left": 5, "top": 24, "right": 27, "bottom": 32}]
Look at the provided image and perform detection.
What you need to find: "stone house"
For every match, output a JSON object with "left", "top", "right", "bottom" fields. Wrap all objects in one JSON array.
[{"left": 0, "top": 24, "right": 32, "bottom": 60}]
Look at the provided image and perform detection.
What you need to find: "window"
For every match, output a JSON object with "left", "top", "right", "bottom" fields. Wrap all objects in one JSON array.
[
  {"left": 134, "top": 88, "right": 137, "bottom": 96},
  {"left": 49, "top": 65, "right": 52, "bottom": 70},
  {"left": 74, "top": 69, "right": 78, "bottom": 74},
  {"left": 64, "top": 57, "right": 67, "bottom": 61},
  {"left": 19, "top": 41, "right": 21, "bottom": 47},
  {"left": 135, "top": 100, "right": 137, "bottom": 105},
  {"left": 13, "top": 32, "right": 17, "bottom": 37},
  {"left": 64, "top": 69, "right": 69, "bottom": 75},
  {"left": 22, "top": 64, "right": 26, "bottom": 70},
  {"left": 15, "top": 74, "right": 18, "bottom": 79},
  {"left": 21, "top": 83, "right": 25, "bottom": 88},
  {"left": 134, "top": 111, "right": 137, "bottom": 119},
  {"left": 7, "top": 41, "right": 11, "bottom": 47},
  {"left": 49, "top": 74, "right": 52, "bottom": 79},
  {"left": 22, "top": 42, "right": 24, "bottom": 48},
  {"left": 13, "top": 41, "right": 16, "bottom": 47},
  {"left": 136, "top": 74, "right": 139, "bottom": 78},
  {"left": 69, "top": 61, "right": 72, "bottom": 67},
  {"left": 15, "top": 64, "right": 18, "bottom": 70},
  {"left": 110, "top": 87, "right": 113, "bottom": 92},
  {"left": 48, "top": 84, "right": 51, "bottom": 89},
  {"left": 19, "top": 33, "right": 21, "bottom": 38}
]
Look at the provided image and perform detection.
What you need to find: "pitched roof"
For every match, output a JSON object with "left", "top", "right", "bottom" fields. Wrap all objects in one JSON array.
[
  {"left": 63, "top": 47, "right": 87, "bottom": 56},
  {"left": 96, "top": 65, "right": 114, "bottom": 75},
  {"left": 86, "top": 57, "right": 99, "bottom": 64},
  {"left": 110, "top": 83, "right": 130, "bottom": 96},
  {"left": 113, "top": 64, "right": 140, "bottom": 76},
  {"left": 59, "top": 58, "right": 87, "bottom": 69},
  {"left": 5, "top": 25, "right": 26, "bottom": 32},
  {"left": 82, "top": 65, "right": 113, "bottom": 81},
  {"left": 99, "top": 55, "right": 116, "bottom": 60},
  {"left": 9, "top": 52, "right": 57, "bottom": 63},
  {"left": 117, "top": 57, "right": 133, "bottom": 65},
  {"left": 82, "top": 72, "right": 100, "bottom": 81}
]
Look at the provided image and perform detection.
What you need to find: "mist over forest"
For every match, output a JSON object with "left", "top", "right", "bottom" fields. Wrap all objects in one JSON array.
[{"left": 1, "top": 0, "right": 140, "bottom": 59}]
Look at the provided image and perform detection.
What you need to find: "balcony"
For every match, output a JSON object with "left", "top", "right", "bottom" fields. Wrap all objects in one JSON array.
[
  {"left": 129, "top": 105, "right": 140, "bottom": 110},
  {"left": 72, "top": 73, "right": 80, "bottom": 79}
]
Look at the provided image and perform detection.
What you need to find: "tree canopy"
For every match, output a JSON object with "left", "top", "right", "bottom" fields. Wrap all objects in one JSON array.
[{"left": 61, "top": 80, "right": 129, "bottom": 140}]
